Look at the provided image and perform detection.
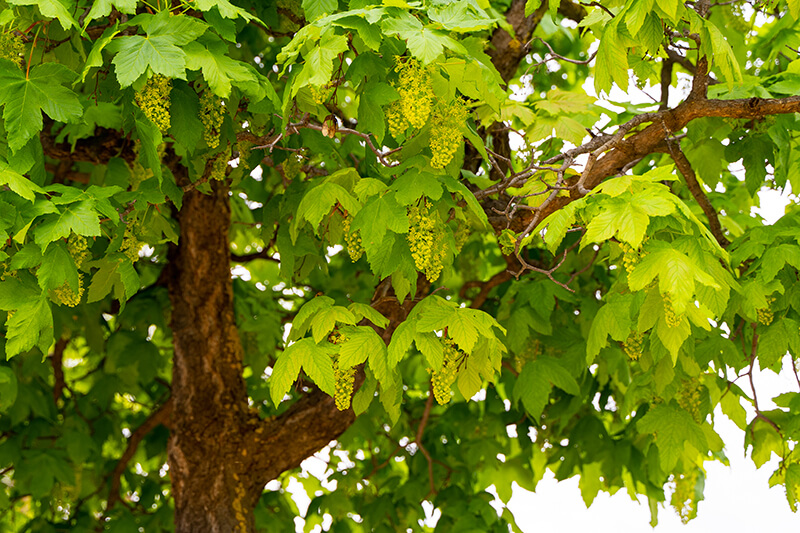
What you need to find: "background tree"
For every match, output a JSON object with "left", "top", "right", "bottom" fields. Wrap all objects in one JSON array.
[{"left": 1, "top": 0, "right": 800, "bottom": 531}]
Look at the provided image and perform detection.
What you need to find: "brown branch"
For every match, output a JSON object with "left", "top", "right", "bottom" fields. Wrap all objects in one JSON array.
[
  {"left": 50, "top": 337, "right": 68, "bottom": 404},
  {"left": 107, "top": 398, "right": 173, "bottom": 510},
  {"left": 659, "top": 58, "right": 674, "bottom": 110},
  {"left": 664, "top": 142, "right": 730, "bottom": 247},
  {"left": 231, "top": 249, "right": 279, "bottom": 263},
  {"left": 503, "top": 94, "right": 800, "bottom": 234},
  {"left": 415, "top": 387, "right": 436, "bottom": 498}
]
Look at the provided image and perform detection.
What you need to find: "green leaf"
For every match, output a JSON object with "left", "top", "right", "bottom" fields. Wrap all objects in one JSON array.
[
  {"left": 294, "top": 34, "right": 349, "bottom": 90},
  {"left": 310, "top": 306, "right": 357, "bottom": 343},
  {"left": 34, "top": 201, "right": 102, "bottom": 247},
  {"left": 388, "top": 320, "right": 415, "bottom": 366},
  {"left": 391, "top": 170, "right": 444, "bottom": 205},
  {"left": 0, "top": 61, "right": 82, "bottom": 151},
  {"left": 5, "top": 296, "right": 53, "bottom": 358},
  {"left": 270, "top": 338, "right": 309, "bottom": 405},
  {"left": 0, "top": 162, "right": 45, "bottom": 201},
  {"left": 303, "top": 0, "right": 337, "bottom": 21},
  {"left": 625, "top": 0, "right": 655, "bottom": 36},
  {"left": 84, "top": 0, "right": 136, "bottom": 23},
  {"left": 0, "top": 367, "right": 18, "bottom": 412},
  {"left": 628, "top": 242, "right": 718, "bottom": 313},
  {"left": 638, "top": 404, "right": 707, "bottom": 471},
  {"left": 111, "top": 35, "right": 186, "bottom": 87},
  {"left": 587, "top": 294, "right": 632, "bottom": 360},
  {"left": 81, "top": 25, "right": 121, "bottom": 82},
  {"left": 352, "top": 370, "right": 377, "bottom": 415},
  {"left": 348, "top": 302, "right": 389, "bottom": 328},
  {"left": 537, "top": 202, "right": 577, "bottom": 253},
  {"left": 86, "top": 257, "right": 139, "bottom": 303},
  {"left": 7, "top": 0, "right": 77, "bottom": 30},
  {"left": 513, "top": 357, "right": 580, "bottom": 418},
  {"left": 194, "top": 0, "right": 257, "bottom": 21},
  {"left": 352, "top": 193, "right": 409, "bottom": 249},
  {"left": 184, "top": 40, "right": 257, "bottom": 98},
  {"left": 337, "top": 326, "right": 385, "bottom": 368},
  {"left": 37, "top": 242, "right": 78, "bottom": 293},
  {"left": 293, "top": 181, "right": 359, "bottom": 240},
  {"left": 594, "top": 21, "right": 628, "bottom": 94},
  {"left": 357, "top": 81, "right": 399, "bottom": 145}
]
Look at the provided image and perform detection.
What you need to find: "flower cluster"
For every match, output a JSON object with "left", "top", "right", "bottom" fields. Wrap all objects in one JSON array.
[
  {"left": 67, "top": 233, "right": 89, "bottom": 268},
  {"left": 329, "top": 330, "right": 355, "bottom": 411},
  {"left": 210, "top": 152, "right": 229, "bottom": 181},
  {"left": 52, "top": 277, "right": 83, "bottom": 308},
  {"left": 0, "top": 31, "right": 24, "bottom": 67},
  {"left": 407, "top": 199, "right": 446, "bottom": 282},
  {"left": 282, "top": 153, "right": 303, "bottom": 180},
  {"left": 341, "top": 213, "right": 363, "bottom": 262},
  {"left": 670, "top": 470, "right": 700, "bottom": 524},
  {"left": 120, "top": 228, "right": 144, "bottom": 263},
  {"left": 757, "top": 296, "right": 776, "bottom": 325},
  {"left": 429, "top": 98, "right": 467, "bottom": 169},
  {"left": 200, "top": 91, "right": 224, "bottom": 149},
  {"left": 622, "top": 330, "right": 644, "bottom": 361},
  {"left": 135, "top": 74, "right": 172, "bottom": 133},
  {"left": 432, "top": 338, "right": 463, "bottom": 405},
  {"left": 676, "top": 378, "right": 703, "bottom": 424}
]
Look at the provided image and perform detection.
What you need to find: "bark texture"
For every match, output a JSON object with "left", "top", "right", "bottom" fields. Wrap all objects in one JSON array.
[{"left": 167, "top": 183, "right": 259, "bottom": 532}]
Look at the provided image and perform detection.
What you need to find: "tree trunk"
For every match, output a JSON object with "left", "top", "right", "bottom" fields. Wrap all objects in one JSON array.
[{"left": 166, "top": 183, "right": 261, "bottom": 533}]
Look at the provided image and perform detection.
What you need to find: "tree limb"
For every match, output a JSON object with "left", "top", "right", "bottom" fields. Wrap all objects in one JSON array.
[
  {"left": 107, "top": 398, "right": 173, "bottom": 510},
  {"left": 661, "top": 141, "right": 730, "bottom": 247}
]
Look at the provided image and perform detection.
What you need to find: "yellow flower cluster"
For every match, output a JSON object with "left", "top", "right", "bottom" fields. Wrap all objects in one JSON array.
[
  {"left": 662, "top": 293, "right": 682, "bottom": 328},
  {"left": 328, "top": 330, "right": 355, "bottom": 411},
  {"left": 310, "top": 84, "right": 333, "bottom": 104},
  {"left": 282, "top": 153, "right": 303, "bottom": 180},
  {"left": 670, "top": 470, "right": 700, "bottom": 524},
  {"left": 757, "top": 296, "right": 776, "bottom": 325},
  {"left": 341, "top": 213, "right": 364, "bottom": 262},
  {"left": 333, "top": 359, "right": 356, "bottom": 411},
  {"left": 622, "top": 330, "right": 644, "bottom": 361},
  {"left": 0, "top": 31, "right": 24, "bottom": 67},
  {"left": 675, "top": 378, "right": 703, "bottom": 424},
  {"left": 52, "top": 277, "right": 84, "bottom": 308},
  {"left": 135, "top": 74, "right": 172, "bottom": 133},
  {"left": 396, "top": 58, "right": 434, "bottom": 129},
  {"left": 429, "top": 98, "right": 467, "bottom": 169},
  {"left": 120, "top": 228, "right": 144, "bottom": 263},
  {"left": 432, "top": 338, "right": 463, "bottom": 405},
  {"left": 67, "top": 233, "right": 89, "bottom": 268},
  {"left": 210, "top": 152, "right": 228, "bottom": 181},
  {"left": 200, "top": 91, "right": 224, "bottom": 149},
  {"left": 385, "top": 101, "right": 407, "bottom": 138},
  {"left": 236, "top": 141, "right": 254, "bottom": 171},
  {"left": 620, "top": 242, "right": 640, "bottom": 274},
  {"left": 384, "top": 58, "right": 434, "bottom": 137},
  {"left": 407, "top": 199, "right": 446, "bottom": 282}
]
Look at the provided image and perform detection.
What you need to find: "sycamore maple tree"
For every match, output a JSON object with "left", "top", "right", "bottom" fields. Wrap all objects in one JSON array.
[{"left": 1, "top": 0, "right": 800, "bottom": 531}]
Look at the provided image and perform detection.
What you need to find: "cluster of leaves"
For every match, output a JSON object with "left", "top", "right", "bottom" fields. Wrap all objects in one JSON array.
[{"left": 0, "top": 0, "right": 800, "bottom": 531}]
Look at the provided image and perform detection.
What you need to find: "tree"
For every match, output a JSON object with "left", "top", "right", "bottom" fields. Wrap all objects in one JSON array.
[{"left": 1, "top": 0, "right": 800, "bottom": 530}]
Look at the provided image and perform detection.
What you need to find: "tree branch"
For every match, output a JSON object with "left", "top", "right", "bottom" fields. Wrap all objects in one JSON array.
[
  {"left": 663, "top": 142, "right": 730, "bottom": 247},
  {"left": 107, "top": 398, "right": 173, "bottom": 510}
]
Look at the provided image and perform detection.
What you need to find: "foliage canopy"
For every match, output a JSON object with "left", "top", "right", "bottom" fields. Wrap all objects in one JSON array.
[{"left": 1, "top": 0, "right": 800, "bottom": 531}]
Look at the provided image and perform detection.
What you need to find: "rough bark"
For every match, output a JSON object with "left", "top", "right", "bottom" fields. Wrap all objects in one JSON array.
[{"left": 167, "top": 183, "right": 260, "bottom": 532}]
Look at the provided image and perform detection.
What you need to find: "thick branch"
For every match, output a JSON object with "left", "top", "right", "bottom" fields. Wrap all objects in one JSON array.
[{"left": 511, "top": 95, "right": 800, "bottom": 232}]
